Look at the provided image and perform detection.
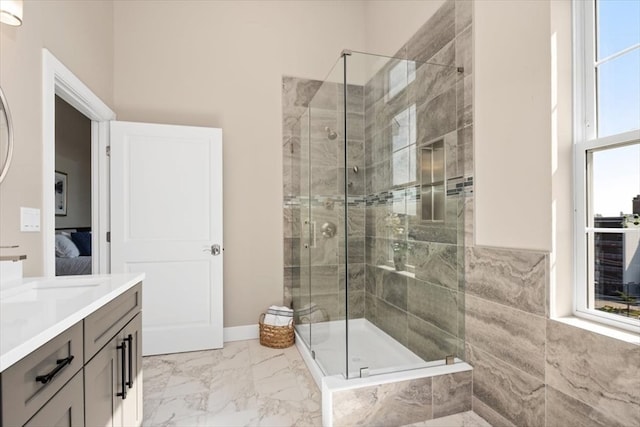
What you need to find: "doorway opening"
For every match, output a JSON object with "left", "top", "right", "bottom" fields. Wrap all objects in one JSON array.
[
  {"left": 42, "top": 49, "right": 115, "bottom": 277},
  {"left": 54, "top": 96, "right": 93, "bottom": 276}
]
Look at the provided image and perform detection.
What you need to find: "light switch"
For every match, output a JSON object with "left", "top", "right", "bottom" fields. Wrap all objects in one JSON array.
[{"left": 20, "top": 207, "right": 40, "bottom": 232}]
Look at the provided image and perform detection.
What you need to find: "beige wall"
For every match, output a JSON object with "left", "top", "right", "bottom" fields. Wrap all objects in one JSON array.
[
  {"left": 472, "top": 0, "right": 574, "bottom": 313},
  {"left": 113, "top": 1, "right": 367, "bottom": 327},
  {"left": 0, "top": 0, "right": 574, "bottom": 326},
  {"left": 364, "top": 0, "right": 446, "bottom": 56},
  {"left": 55, "top": 96, "right": 92, "bottom": 229},
  {"left": 549, "top": 0, "right": 574, "bottom": 316},
  {"left": 474, "top": 0, "right": 553, "bottom": 252},
  {"left": 0, "top": 0, "right": 114, "bottom": 275}
]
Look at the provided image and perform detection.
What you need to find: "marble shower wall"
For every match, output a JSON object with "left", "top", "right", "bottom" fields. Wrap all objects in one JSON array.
[
  {"left": 282, "top": 75, "right": 366, "bottom": 322},
  {"left": 362, "top": 0, "right": 471, "bottom": 363}
]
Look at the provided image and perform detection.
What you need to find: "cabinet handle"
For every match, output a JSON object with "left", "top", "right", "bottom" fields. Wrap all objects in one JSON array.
[
  {"left": 116, "top": 340, "right": 127, "bottom": 400},
  {"left": 35, "top": 355, "right": 74, "bottom": 384},
  {"left": 125, "top": 334, "right": 133, "bottom": 389}
]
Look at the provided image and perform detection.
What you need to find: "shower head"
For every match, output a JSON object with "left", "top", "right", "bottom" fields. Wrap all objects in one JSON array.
[{"left": 325, "top": 126, "right": 338, "bottom": 140}]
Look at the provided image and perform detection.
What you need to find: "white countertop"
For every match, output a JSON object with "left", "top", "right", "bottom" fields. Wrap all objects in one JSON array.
[{"left": 0, "top": 273, "right": 144, "bottom": 372}]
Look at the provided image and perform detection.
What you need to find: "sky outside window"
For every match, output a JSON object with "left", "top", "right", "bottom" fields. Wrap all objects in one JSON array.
[
  {"left": 593, "top": 0, "right": 640, "bottom": 217},
  {"left": 592, "top": 144, "right": 640, "bottom": 217},
  {"left": 596, "top": 0, "right": 640, "bottom": 59}
]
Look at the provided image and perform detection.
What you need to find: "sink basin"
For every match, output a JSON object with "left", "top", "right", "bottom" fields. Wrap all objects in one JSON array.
[
  {"left": 32, "top": 280, "right": 103, "bottom": 290},
  {"left": 1, "top": 278, "right": 104, "bottom": 303}
]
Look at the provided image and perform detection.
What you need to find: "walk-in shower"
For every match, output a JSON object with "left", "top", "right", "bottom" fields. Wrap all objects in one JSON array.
[{"left": 283, "top": 48, "right": 471, "bottom": 425}]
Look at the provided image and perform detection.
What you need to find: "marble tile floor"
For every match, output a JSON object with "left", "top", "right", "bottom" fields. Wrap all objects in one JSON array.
[{"left": 142, "top": 339, "right": 491, "bottom": 427}]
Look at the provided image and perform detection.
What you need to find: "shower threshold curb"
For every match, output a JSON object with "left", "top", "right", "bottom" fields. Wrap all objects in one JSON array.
[{"left": 294, "top": 324, "right": 473, "bottom": 427}]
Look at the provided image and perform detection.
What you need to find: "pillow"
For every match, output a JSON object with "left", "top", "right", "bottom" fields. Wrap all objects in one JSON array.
[
  {"left": 55, "top": 234, "right": 79, "bottom": 258},
  {"left": 71, "top": 231, "right": 92, "bottom": 256}
]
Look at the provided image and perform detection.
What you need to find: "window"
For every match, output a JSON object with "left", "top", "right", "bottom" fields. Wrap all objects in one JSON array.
[
  {"left": 574, "top": 0, "right": 640, "bottom": 330},
  {"left": 387, "top": 60, "right": 416, "bottom": 100},
  {"left": 386, "top": 105, "right": 418, "bottom": 270},
  {"left": 391, "top": 105, "right": 417, "bottom": 187}
]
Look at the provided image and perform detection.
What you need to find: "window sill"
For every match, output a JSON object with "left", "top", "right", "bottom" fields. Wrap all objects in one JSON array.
[{"left": 553, "top": 315, "right": 640, "bottom": 345}]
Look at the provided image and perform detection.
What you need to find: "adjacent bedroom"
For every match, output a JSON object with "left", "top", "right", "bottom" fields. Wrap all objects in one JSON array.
[{"left": 54, "top": 95, "right": 92, "bottom": 276}]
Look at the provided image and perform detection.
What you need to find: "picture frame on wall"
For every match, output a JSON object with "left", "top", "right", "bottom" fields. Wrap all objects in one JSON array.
[{"left": 55, "top": 171, "right": 68, "bottom": 216}]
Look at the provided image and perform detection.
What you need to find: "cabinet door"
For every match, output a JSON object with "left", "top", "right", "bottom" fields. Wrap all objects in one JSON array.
[
  {"left": 1, "top": 322, "right": 83, "bottom": 427},
  {"left": 25, "top": 371, "right": 84, "bottom": 427},
  {"left": 84, "top": 336, "right": 123, "bottom": 427},
  {"left": 121, "top": 313, "right": 143, "bottom": 427}
]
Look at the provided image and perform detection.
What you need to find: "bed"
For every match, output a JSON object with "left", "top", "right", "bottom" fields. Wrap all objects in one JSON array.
[{"left": 55, "top": 228, "right": 92, "bottom": 276}]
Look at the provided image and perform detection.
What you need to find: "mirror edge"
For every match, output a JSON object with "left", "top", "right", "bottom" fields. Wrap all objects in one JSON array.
[{"left": 0, "top": 85, "right": 15, "bottom": 184}]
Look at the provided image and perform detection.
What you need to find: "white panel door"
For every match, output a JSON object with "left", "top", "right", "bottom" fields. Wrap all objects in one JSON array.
[{"left": 110, "top": 121, "right": 223, "bottom": 355}]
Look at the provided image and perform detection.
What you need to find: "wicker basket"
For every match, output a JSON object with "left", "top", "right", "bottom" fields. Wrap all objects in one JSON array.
[{"left": 258, "top": 313, "right": 295, "bottom": 348}]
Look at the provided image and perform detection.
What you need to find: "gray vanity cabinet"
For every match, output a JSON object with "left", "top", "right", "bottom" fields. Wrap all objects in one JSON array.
[
  {"left": 23, "top": 371, "right": 84, "bottom": 427},
  {"left": 0, "top": 322, "right": 83, "bottom": 427},
  {"left": 84, "top": 313, "right": 142, "bottom": 427},
  {"left": 121, "top": 313, "right": 143, "bottom": 427},
  {"left": 84, "top": 284, "right": 143, "bottom": 427},
  {"left": 0, "top": 282, "right": 142, "bottom": 427},
  {"left": 84, "top": 333, "right": 120, "bottom": 427}
]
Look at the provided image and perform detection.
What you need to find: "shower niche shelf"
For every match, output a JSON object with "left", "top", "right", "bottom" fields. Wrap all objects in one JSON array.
[{"left": 421, "top": 139, "right": 445, "bottom": 222}]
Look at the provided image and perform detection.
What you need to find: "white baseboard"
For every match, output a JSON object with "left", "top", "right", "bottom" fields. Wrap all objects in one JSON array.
[{"left": 223, "top": 324, "right": 259, "bottom": 342}]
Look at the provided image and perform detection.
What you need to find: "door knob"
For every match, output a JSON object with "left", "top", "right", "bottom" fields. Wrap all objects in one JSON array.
[{"left": 203, "top": 244, "right": 222, "bottom": 256}]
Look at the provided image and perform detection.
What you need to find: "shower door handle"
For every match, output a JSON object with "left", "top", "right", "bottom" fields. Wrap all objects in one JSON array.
[{"left": 304, "top": 220, "right": 317, "bottom": 249}]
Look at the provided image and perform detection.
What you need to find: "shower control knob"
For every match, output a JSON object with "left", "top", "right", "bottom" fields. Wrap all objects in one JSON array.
[{"left": 321, "top": 222, "right": 337, "bottom": 238}]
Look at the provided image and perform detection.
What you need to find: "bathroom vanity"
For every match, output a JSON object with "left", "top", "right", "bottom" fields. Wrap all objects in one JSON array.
[{"left": 0, "top": 273, "right": 144, "bottom": 427}]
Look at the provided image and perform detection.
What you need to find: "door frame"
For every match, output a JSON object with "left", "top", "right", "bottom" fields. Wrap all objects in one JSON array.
[{"left": 42, "top": 49, "right": 115, "bottom": 277}]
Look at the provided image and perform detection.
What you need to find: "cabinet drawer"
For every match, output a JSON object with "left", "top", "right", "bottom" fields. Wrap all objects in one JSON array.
[
  {"left": 24, "top": 370, "right": 84, "bottom": 427},
  {"left": 84, "top": 283, "right": 141, "bottom": 362},
  {"left": 0, "top": 322, "right": 83, "bottom": 427}
]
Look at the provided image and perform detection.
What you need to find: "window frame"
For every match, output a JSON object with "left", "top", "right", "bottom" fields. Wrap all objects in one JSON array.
[{"left": 573, "top": 0, "right": 640, "bottom": 331}]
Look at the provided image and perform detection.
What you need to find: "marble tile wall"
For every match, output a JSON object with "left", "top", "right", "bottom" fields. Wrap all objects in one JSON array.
[
  {"left": 283, "top": 2, "right": 639, "bottom": 426},
  {"left": 382, "top": 1, "right": 640, "bottom": 424},
  {"left": 331, "top": 371, "right": 471, "bottom": 426},
  {"left": 465, "top": 204, "right": 640, "bottom": 426},
  {"left": 546, "top": 320, "right": 640, "bottom": 427},
  {"left": 362, "top": 0, "right": 470, "bottom": 364}
]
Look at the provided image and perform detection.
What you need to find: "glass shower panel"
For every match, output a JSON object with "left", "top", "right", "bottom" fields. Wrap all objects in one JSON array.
[
  {"left": 305, "top": 56, "right": 346, "bottom": 376},
  {"left": 349, "top": 50, "right": 464, "bottom": 378},
  {"left": 348, "top": 52, "right": 420, "bottom": 378},
  {"left": 295, "top": 108, "right": 312, "bottom": 349}
]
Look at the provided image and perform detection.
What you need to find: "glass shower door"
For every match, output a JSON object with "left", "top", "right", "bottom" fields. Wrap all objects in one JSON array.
[{"left": 305, "top": 56, "right": 347, "bottom": 376}]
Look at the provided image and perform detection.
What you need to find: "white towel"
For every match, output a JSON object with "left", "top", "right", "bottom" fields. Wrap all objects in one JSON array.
[
  {"left": 264, "top": 305, "right": 293, "bottom": 326},
  {"left": 266, "top": 305, "right": 293, "bottom": 317}
]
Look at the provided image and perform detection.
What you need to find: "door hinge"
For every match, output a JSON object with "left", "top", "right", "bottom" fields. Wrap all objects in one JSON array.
[
  {"left": 106, "top": 146, "right": 111, "bottom": 156},
  {"left": 106, "top": 231, "right": 111, "bottom": 242}
]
